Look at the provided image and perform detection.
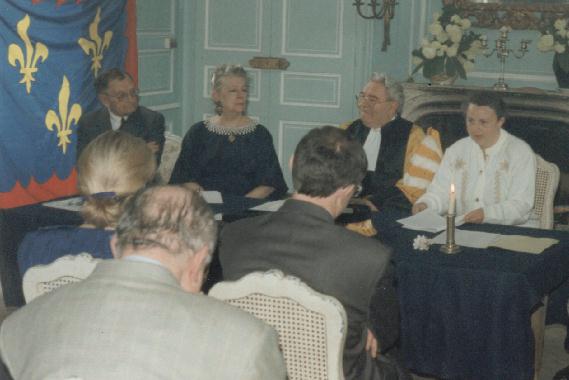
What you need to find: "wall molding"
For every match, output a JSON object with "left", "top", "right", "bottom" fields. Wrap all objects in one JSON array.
[
  {"left": 204, "top": 0, "right": 262, "bottom": 52},
  {"left": 281, "top": 0, "right": 343, "bottom": 58},
  {"left": 280, "top": 72, "right": 342, "bottom": 108}
]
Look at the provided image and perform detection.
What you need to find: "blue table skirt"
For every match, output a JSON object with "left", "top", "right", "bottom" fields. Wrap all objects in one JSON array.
[{"left": 372, "top": 209, "right": 569, "bottom": 380}]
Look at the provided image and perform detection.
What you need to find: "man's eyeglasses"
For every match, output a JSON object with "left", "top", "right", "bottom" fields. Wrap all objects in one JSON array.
[
  {"left": 353, "top": 184, "right": 363, "bottom": 198},
  {"left": 105, "top": 89, "right": 140, "bottom": 102},
  {"left": 355, "top": 93, "right": 392, "bottom": 106}
]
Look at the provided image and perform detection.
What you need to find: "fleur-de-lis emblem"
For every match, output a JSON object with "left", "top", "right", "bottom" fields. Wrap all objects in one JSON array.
[
  {"left": 78, "top": 7, "right": 112, "bottom": 77},
  {"left": 8, "top": 15, "right": 49, "bottom": 94},
  {"left": 45, "top": 76, "right": 82, "bottom": 154}
]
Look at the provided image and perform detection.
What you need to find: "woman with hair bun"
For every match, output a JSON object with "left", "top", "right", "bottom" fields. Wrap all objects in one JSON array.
[
  {"left": 169, "top": 64, "right": 287, "bottom": 199},
  {"left": 17, "top": 131, "right": 157, "bottom": 277}
]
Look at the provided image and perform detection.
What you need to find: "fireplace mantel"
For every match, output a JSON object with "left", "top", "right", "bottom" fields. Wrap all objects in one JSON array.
[
  {"left": 400, "top": 83, "right": 569, "bottom": 207},
  {"left": 401, "top": 83, "right": 569, "bottom": 125}
]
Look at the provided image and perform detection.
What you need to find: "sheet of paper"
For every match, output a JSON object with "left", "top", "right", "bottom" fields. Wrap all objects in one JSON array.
[
  {"left": 201, "top": 191, "right": 222, "bottom": 204},
  {"left": 431, "top": 229, "right": 500, "bottom": 249},
  {"left": 490, "top": 235, "right": 559, "bottom": 254},
  {"left": 397, "top": 209, "right": 465, "bottom": 233},
  {"left": 43, "top": 196, "right": 83, "bottom": 212},
  {"left": 250, "top": 200, "right": 285, "bottom": 212},
  {"left": 214, "top": 213, "right": 223, "bottom": 221}
]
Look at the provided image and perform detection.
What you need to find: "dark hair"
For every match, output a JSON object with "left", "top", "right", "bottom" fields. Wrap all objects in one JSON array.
[
  {"left": 463, "top": 92, "right": 507, "bottom": 119},
  {"left": 292, "top": 126, "right": 367, "bottom": 197},
  {"left": 115, "top": 185, "right": 217, "bottom": 257},
  {"left": 94, "top": 68, "right": 133, "bottom": 95}
]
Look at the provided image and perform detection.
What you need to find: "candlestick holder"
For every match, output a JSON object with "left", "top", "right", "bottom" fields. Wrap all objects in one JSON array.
[
  {"left": 481, "top": 26, "right": 531, "bottom": 91},
  {"left": 440, "top": 213, "right": 461, "bottom": 254}
]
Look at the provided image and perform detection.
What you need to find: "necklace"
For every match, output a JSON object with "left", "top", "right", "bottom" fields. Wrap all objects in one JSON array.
[{"left": 205, "top": 118, "right": 257, "bottom": 143}]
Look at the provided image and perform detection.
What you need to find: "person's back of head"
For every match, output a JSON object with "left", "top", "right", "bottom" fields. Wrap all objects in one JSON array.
[
  {"left": 77, "top": 130, "right": 157, "bottom": 228},
  {"left": 292, "top": 126, "right": 367, "bottom": 197},
  {"left": 114, "top": 185, "right": 217, "bottom": 292}
]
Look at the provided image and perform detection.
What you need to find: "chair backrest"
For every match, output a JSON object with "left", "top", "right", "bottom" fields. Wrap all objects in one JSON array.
[
  {"left": 158, "top": 131, "right": 182, "bottom": 183},
  {"left": 209, "top": 270, "right": 347, "bottom": 380},
  {"left": 532, "top": 154, "right": 560, "bottom": 229},
  {"left": 22, "top": 253, "right": 99, "bottom": 303}
]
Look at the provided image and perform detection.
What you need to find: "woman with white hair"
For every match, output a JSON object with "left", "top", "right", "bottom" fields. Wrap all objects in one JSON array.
[{"left": 170, "top": 64, "right": 287, "bottom": 199}]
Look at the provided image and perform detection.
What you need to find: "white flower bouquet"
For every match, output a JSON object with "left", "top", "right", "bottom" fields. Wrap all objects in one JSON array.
[
  {"left": 412, "top": 6, "right": 485, "bottom": 82},
  {"left": 537, "top": 18, "right": 569, "bottom": 74}
]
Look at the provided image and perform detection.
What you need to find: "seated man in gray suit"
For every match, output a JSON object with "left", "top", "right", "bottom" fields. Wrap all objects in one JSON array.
[
  {"left": 76, "top": 68, "right": 166, "bottom": 164},
  {"left": 220, "top": 126, "right": 408, "bottom": 380},
  {"left": 0, "top": 185, "right": 286, "bottom": 380}
]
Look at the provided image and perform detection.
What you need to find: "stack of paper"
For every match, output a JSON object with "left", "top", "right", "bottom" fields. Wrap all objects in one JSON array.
[
  {"left": 201, "top": 191, "right": 222, "bottom": 204},
  {"left": 431, "top": 229, "right": 500, "bottom": 249},
  {"left": 43, "top": 196, "right": 83, "bottom": 212},
  {"left": 250, "top": 200, "right": 285, "bottom": 212},
  {"left": 397, "top": 209, "right": 465, "bottom": 233}
]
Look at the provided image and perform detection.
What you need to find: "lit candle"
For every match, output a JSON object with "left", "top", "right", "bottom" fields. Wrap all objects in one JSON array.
[{"left": 449, "top": 183, "right": 456, "bottom": 215}]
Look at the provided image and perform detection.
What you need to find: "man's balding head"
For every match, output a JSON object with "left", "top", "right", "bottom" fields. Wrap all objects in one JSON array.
[{"left": 115, "top": 185, "right": 217, "bottom": 258}]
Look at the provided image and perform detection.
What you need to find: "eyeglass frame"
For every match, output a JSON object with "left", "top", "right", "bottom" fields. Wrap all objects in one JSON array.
[
  {"left": 355, "top": 92, "right": 393, "bottom": 106},
  {"left": 353, "top": 184, "right": 363, "bottom": 198},
  {"left": 104, "top": 89, "right": 140, "bottom": 102}
]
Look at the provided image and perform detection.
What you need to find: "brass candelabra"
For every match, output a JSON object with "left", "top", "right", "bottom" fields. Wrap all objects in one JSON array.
[
  {"left": 353, "top": 0, "right": 397, "bottom": 51},
  {"left": 481, "top": 26, "right": 531, "bottom": 91}
]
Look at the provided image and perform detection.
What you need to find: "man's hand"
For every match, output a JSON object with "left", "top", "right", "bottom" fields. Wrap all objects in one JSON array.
[
  {"left": 366, "top": 329, "right": 379, "bottom": 359},
  {"left": 183, "top": 182, "right": 203, "bottom": 193},
  {"left": 146, "top": 141, "right": 160, "bottom": 153},
  {"left": 412, "top": 202, "right": 427, "bottom": 214},
  {"left": 464, "top": 208, "right": 484, "bottom": 223},
  {"left": 362, "top": 198, "right": 379, "bottom": 212}
]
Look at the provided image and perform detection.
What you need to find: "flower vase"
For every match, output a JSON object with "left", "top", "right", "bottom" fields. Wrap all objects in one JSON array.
[
  {"left": 429, "top": 73, "right": 457, "bottom": 86},
  {"left": 553, "top": 53, "right": 569, "bottom": 89}
]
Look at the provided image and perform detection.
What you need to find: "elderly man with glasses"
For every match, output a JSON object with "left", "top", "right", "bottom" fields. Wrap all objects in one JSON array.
[
  {"left": 346, "top": 73, "right": 433, "bottom": 212},
  {"left": 76, "top": 68, "right": 165, "bottom": 165}
]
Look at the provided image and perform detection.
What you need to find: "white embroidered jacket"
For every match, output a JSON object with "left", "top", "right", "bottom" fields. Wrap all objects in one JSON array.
[{"left": 416, "top": 129, "right": 536, "bottom": 226}]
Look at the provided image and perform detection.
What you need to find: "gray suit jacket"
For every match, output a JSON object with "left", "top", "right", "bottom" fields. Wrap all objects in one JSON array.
[
  {"left": 220, "top": 199, "right": 391, "bottom": 380},
  {"left": 0, "top": 260, "right": 285, "bottom": 380},
  {"left": 76, "top": 106, "right": 166, "bottom": 164}
]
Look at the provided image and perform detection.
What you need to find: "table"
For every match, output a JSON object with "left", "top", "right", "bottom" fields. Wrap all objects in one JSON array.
[
  {"left": 373, "top": 209, "right": 569, "bottom": 380},
  {"left": 0, "top": 195, "right": 266, "bottom": 307}
]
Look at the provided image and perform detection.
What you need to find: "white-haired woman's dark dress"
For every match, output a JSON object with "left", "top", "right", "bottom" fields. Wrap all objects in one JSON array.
[{"left": 169, "top": 120, "right": 287, "bottom": 199}]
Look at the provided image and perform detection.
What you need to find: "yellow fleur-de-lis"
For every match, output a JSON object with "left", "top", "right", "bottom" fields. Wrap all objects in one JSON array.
[
  {"left": 45, "top": 76, "right": 82, "bottom": 154},
  {"left": 78, "top": 7, "right": 113, "bottom": 77},
  {"left": 8, "top": 15, "right": 49, "bottom": 94}
]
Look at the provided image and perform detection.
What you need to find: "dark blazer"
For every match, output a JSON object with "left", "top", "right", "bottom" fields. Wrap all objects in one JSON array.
[
  {"left": 347, "top": 116, "right": 414, "bottom": 210},
  {"left": 220, "top": 199, "right": 392, "bottom": 380},
  {"left": 76, "top": 106, "right": 166, "bottom": 164}
]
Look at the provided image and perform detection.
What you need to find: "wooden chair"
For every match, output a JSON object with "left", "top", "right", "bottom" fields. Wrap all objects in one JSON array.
[
  {"left": 531, "top": 154, "right": 560, "bottom": 229},
  {"left": 209, "top": 270, "right": 347, "bottom": 380},
  {"left": 158, "top": 131, "right": 182, "bottom": 183},
  {"left": 22, "top": 253, "right": 99, "bottom": 303}
]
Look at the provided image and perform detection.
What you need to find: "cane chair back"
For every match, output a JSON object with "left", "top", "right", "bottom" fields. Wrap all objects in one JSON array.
[
  {"left": 532, "top": 155, "right": 560, "bottom": 229},
  {"left": 22, "top": 253, "right": 99, "bottom": 303},
  {"left": 209, "top": 270, "right": 347, "bottom": 380},
  {"left": 158, "top": 131, "right": 182, "bottom": 183}
]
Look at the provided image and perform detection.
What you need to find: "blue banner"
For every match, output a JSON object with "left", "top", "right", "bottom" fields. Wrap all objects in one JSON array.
[{"left": 0, "top": 0, "right": 128, "bottom": 207}]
